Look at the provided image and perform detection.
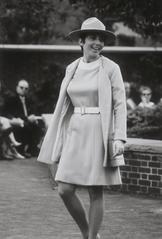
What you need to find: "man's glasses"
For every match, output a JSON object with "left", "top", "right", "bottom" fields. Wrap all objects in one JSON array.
[
  {"left": 19, "top": 86, "right": 29, "bottom": 90},
  {"left": 141, "top": 93, "right": 151, "bottom": 96}
]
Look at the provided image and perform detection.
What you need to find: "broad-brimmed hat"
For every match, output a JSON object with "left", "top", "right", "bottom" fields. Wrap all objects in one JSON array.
[{"left": 68, "top": 17, "right": 116, "bottom": 44}]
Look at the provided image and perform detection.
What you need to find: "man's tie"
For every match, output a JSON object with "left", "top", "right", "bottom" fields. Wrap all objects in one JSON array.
[{"left": 20, "top": 96, "right": 28, "bottom": 117}]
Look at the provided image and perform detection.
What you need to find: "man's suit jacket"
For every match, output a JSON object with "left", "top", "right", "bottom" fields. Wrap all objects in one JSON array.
[{"left": 2, "top": 93, "right": 33, "bottom": 120}]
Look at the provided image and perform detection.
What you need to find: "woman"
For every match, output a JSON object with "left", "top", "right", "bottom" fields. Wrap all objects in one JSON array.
[
  {"left": 124, "top": 81, "right": 136, "bottom": 112},
  {"left": 0, "top": 81, "right": 24, "bottom": 160},
  {"left": 37, "top": 17, "right": 127, "bottom": 239},
  {"left": 138, "top": 86, "right": 155, "bottom": 109}
]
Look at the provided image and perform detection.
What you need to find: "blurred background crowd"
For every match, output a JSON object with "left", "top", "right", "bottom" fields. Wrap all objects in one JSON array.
[{"left": 124, "top": 81, "right": 162, "bottom": 139}]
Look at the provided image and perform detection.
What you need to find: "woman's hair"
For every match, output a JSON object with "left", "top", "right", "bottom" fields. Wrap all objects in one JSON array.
[
  {"left": 79, "top": 33, "right": 86, "bottom": 43},
  {"left": 79, "top": 32, "right": 106, "bottom": 52},
  {"left": 79, "top": 33, "right": 86, "bottom": 52},
  {"left": 139, "top": 86, "right": 152, "bottom": 95}
]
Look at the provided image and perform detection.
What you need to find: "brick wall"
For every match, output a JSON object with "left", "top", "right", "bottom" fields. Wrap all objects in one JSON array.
[{"left": 120, "top": 138, "right": 162, "bottom": 196}]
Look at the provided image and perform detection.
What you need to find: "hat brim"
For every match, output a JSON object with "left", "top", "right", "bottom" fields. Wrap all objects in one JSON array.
[{"left": 68, "top": 29, "right": 116, "bottom": 45}]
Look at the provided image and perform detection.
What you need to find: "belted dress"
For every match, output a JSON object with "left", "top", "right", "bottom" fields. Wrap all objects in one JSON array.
[{"left": 55, "top": 58, "right": 121, "bottom": 185}]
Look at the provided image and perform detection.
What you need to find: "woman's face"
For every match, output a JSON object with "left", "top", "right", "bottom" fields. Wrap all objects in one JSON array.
[
  {"left": 80, "top": 33, "right": 105, "bottom": 62},
  {"left": 140, "top": 90, "right": 152, "bottom": 103}
]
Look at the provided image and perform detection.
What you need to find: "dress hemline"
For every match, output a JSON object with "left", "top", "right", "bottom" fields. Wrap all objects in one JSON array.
[{"left": 55, "top": 179, "right": 122, "bottom": 186}]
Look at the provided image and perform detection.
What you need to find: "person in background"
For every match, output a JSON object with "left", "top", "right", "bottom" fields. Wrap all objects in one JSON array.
[
  {"left": 2, "top": 79, "right": 44, "bottom": 157},
  {"left": 37, "top": 17, "right": 127, "bottom": 239},
  {"left": 0, "top": 116, "right": 22, "bottom": 147},
  {"left": 156, "top": 84, "right": 162, "bottom": 106},
  {"left": 0, "top": 117, "right": 25, "bottom": 160},
  {"left": 124, "top": 81, "right": 136, "bottom": 112},
  {"left": 138, "top": 86, "right": 155, "bottom": 109},
  {"left": 0, "top": 81, "right": 24, "bottom": 160}
]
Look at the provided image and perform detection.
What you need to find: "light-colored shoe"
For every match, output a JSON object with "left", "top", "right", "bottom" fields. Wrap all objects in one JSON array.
[
  {"left": 85, "top": 233, "right": 100, "bottom": 239},
  {"left": 10, "top": 146, "right": 25, "bottom": 159},
  {"left": 12, "top": 141, "right": 22, "bottom": 147},
  {"left": 15, "top": 152, "right": 25, "bottom": 159},
  {"left": 96, "top": 234, "right": 100, "bottom": 239}
]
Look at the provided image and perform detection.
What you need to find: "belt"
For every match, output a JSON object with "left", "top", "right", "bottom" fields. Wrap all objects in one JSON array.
[{"left": 74, "top": 107, "right": 100, "bottom": 115}]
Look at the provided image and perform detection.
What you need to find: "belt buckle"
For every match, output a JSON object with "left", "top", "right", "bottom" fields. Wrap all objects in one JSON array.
[{"left": 81, "top": 107, "right": 85, "bottom": 115}]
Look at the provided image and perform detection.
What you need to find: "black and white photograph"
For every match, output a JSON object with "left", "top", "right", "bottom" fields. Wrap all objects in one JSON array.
[{"left": 0, "top": 1, "right": 162, "bottom": 239}]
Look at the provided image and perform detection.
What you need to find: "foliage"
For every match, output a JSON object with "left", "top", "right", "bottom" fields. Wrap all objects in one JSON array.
[
  {"left": 127, "top": 104, "right": 162, "bottom": 139},
  {"left": 0, "top": 0, "right": 53, "bottom": 43},
  {"left": 0, "top": 0, "right": 161, "bottom": 44},
  {"left": 0, "top": 0, "right": 88, "bottom": 44},
  {"left": 71, "top": 0, "right": 162, "bottom": 41},
  {"left": 127, "top": 53, "right": 162, "bottom": 103},
  {"left": 47, "top": 0, "right": 88, "bottom": 44},
  {"left": 29, "top": 62, "right": 66, "bottom": 113}
]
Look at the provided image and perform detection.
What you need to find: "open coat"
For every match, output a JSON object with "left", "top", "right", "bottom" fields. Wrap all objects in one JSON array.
[{"left": 37, "top": 55, "right": 127, "bottom": 167}]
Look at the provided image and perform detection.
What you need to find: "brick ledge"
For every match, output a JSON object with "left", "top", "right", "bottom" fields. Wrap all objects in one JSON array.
[{"left": 125, "top": 138, "right": 162, "bottom": 155}]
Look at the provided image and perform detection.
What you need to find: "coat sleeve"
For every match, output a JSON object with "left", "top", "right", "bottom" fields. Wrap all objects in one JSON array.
[{"left": 110, "top": 64, "right": 127, "bottom": 142}]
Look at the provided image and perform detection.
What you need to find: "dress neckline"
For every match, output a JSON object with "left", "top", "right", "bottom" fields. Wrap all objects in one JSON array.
[{"left": 79, "top": 57, "right": 100, "bottom": 70}]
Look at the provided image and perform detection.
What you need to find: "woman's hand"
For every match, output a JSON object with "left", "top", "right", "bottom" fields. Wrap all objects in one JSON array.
[
  {"left": 10, "top": 118, "right": 24, "bottom": 127},
  {"left": 28, "top": 114, "right": 38, "bottom": 124},
  {"left": 113, "top": 140, "right": 125, "bottom": 157}
]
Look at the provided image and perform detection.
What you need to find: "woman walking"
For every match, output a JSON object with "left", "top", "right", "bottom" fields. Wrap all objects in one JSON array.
[{"left": 37, "top": 17, "right": 127, "bottom": 239}]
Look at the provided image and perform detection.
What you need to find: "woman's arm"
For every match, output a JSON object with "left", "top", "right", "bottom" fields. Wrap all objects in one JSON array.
[{"left": 110, "top": 64, "right": 127, "bottom": 142}]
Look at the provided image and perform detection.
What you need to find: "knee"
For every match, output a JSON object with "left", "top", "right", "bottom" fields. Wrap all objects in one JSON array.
[
  {"left": 88, "top": 186, "right": 103, "bottom": 201},
  {"left": 58, "top": 183, "right": 75, "bottom": 199}
]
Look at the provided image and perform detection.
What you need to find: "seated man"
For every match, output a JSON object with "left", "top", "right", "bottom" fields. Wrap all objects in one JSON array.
[{"left": 2, "top": 79, "right": 45, "bottom": 157}]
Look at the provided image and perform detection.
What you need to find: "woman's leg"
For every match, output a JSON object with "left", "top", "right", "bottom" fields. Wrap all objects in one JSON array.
[
  {"left": 9, "top": 132, "right": 21, "bottom": 146},
  {"left": 88, "top": 186, "right": 104, "bottom": 239},
  {"left": 58, "top": 182, "right": 89, "bottom": 239}
]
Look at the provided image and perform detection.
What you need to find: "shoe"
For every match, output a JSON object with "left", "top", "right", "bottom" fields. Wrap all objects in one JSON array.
[
  {"left": 16, "top": 146, "right": 31, "bottom": 158},
  {"left": 14, "top": 152, "right": 25, "bottom": 159},
  {"left": 23, "top": 152, "right": 32, "bottom": 158},
  {"left": 27, "top": 146, "right": 39, "bottom": 157},
  {"left": 85, "top": 233, "right": 100, "bottom": 239},
  {"left": 9, "top": 146, "right": 25, "bottom": 159},
  {"left": 12, "top": 141, "right": 22, "bottom": 147},
  {"left": 1, "top": 154, "right": 14, "bottom": 160}
]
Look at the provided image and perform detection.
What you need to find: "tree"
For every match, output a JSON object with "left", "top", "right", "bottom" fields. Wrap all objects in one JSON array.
[
  {"left": 71, "top": 0, "right": 162, "bottom": 43},
  {"left": 0, "top": 0, "right": 161, "bottom": 44},
  {"left": 0, "top": 0, "right": 88, "bottom": 44},
  {"left": 0, "top": 0, "right": 53, "bottom": 43}
]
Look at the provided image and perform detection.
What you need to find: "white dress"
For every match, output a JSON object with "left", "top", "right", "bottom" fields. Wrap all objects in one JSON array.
[{"left": 55, "top": 58, "right": 121, "bottom": 186}]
